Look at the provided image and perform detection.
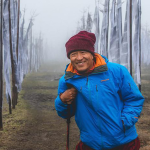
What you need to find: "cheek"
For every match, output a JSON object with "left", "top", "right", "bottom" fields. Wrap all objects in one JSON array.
[
  {"left": 88, "top": 56, "right": 93, "bottom": 63},
  {"left": 70, "top": 58, "right": 75, "bottom": 63},
  {"left": 70, "top": 60, "right": 76, "bottom": 68}
]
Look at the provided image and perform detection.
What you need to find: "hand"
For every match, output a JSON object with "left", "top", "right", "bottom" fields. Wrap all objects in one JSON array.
[{"left": 60, "top": 87, "right": 77, "bottom": 104}]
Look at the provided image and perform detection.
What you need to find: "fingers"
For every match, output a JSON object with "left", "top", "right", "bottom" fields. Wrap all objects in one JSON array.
[
  {"left": 65, "top": 88, "right": 77, "bottom": 104},
  {"left": 70, "top": 87, "right": 77, "bottom": 92},
  {"left": 63, "top": 96, "right": 74, "bottom": 104},
  {"left": 69, "top": 92, "right": 76, "bottom": 100},
  {"left": 69, "top": 88, "right": 77, "bottom": 96},
  {"left": 66, "top": 99, "right": 73, "bottom": 104},
  {"left": 60, "top": 87, "right": 77, "bottom": 104}
]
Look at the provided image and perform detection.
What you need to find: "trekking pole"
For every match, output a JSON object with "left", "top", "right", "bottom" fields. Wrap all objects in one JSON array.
[
  {"left": 66, "top": 84, "right": 73, "bottom": 150},
  {"left": 66, "top": 104, "right": 71, "bottom": 150}
]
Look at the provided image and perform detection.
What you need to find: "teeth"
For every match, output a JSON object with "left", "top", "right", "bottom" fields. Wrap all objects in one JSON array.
[{"left": 77, "top": 62, "right": 84, "bottom": 64}]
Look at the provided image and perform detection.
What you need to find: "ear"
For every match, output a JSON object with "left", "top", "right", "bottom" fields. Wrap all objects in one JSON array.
[
  {"left": 91, "top": 54, "right": 94, "bottom": 60},
  {"left": 92, "top": 54, "right": 96, "bottom": 62}
]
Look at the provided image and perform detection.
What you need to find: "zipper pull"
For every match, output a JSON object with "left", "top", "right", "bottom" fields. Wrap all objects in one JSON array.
[
  {"left": 86, "top": 76, "right": 88, "bottom": 86},
  {"left": 80, "top": 86, "right": 82, "bottom": 92},
  {"left": 96, "top": 85, "right": 98, "bottom": 92},
  {"left": 128, "top": 83, "right": 131, "bottom": 90}
]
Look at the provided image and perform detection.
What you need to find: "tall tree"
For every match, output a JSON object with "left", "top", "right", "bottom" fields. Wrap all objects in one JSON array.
[
  {"left": 23, "top": 19, "right": 33, "bottom": 75},
  {"left": 109, "top": 0, "right": 116, "bottom": 62},
  {"left": 3, "top": 0, "right": 12, "bottom": 114},
  {"left": 109, "top": 0, "right": 122, "bottom": 63},
  {"left": 80, "top": 13, "right": 86, "bottom": 31},
  {"left": 8, "top": 0, "right": 19, "bottom": 109},
  {"left": 100, "top": 0, "right": 110, "bottom": 57},
  {"left": 132, "top": 0, "right": 141, "bottom": 87},
  {"left": 16, "top": 0, "right": 20, "bottom": 61},
  {"left": 120, "top": 0, "right": 130, "bottom": 70},
  {"left": 86, "top": 12, "right": 93, "bottom": 32},
  {"left": 129, "top": 0, "right": 133, "bottom": 75},
  {"left": 29, "top": 19, "right": 33, "bottom": 72},
  {"left": 0, "top": 0, "right": 3, "bottom": 129},
  {"left": 93, "top": 6, "right": 100, "bottom": 53}
]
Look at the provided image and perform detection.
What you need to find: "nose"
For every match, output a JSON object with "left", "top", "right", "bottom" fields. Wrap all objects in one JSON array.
[{"left": 76, "top": 52, "right": 83, "bottom": 60}]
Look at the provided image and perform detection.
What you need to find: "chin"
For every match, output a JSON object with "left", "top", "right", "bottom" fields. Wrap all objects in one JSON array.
[{"left": 77, "top": 68, "right": 87, "bottom": 73}]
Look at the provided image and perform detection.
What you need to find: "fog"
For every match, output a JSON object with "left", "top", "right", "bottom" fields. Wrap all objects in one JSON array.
[
  {"left": 20, "top": 0, "right": 95, "bottom": 63},
  {"left": 20, "top": 0, "right": 149, "bottom": 64}
]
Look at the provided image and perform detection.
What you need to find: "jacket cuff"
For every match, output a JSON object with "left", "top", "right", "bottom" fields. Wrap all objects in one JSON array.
[{"left": 56, "top": 94, "right": 68, "bottom": 107}]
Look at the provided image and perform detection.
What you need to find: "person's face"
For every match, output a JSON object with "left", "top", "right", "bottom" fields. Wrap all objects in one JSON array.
[{"left": 70, "top": 50, "right": 94, "bottom": 73}]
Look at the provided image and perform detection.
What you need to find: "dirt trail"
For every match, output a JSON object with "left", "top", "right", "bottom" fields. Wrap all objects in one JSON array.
[
  {"left": 0, "top": 71, "right": 79, "bottom": 150},
  {"left": 0, "top": 66, "right": 150, "bottom": 150}
]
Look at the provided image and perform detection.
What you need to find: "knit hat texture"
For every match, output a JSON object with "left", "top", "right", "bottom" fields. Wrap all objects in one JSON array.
[{"left": 65, "top": 31, "right": 96, "bottom": 58}]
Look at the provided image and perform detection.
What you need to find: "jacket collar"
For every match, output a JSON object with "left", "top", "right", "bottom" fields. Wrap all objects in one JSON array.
[{"left": 65, "top": 53, "right": 108, "bottom": 80}]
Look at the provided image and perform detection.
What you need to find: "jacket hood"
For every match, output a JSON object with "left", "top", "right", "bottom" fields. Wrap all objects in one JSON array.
[
  {"left": 65, "top": 53, "right": 108, "bottom": 80},
  {"left": 101, "top": 54, "right": 109, "bottom": 63}
]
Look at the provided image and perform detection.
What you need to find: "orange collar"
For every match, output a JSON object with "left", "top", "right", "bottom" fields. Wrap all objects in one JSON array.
[{"left": 66, "top": 53, "right": 106, "bottom": 75}]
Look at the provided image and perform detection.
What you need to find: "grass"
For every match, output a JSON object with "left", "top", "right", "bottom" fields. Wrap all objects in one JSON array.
[
  {"left": 0, "top": 69, "right": 62, "bottom": 150},
  {"left": 0, "top": 90, "right": 29, "bottom": 147}
]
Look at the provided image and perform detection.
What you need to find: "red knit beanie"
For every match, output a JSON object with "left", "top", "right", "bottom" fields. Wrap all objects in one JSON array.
[{"left": 65, "top": 31, "right": 96, "bottom": 58}]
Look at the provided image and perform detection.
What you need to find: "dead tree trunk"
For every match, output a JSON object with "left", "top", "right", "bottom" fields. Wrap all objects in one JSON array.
[
  {"left": 130, "top": 0, "right": 132, "bottom": 76},
  {"left": 8, "top": 0, "right": 17, "bottom": 109},
  {"left": 0, "top": 0, "right": 3, "bottom": 129},
  {"left": 15, "top": 0, "right": 20, "bottom": 105}
]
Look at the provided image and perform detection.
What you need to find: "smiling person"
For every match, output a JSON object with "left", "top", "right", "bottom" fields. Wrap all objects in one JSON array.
[{"left": 55, "top": 31, "right": 144, "bottom": 150}]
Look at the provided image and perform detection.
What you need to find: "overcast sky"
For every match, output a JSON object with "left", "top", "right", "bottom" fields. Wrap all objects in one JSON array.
[
  {"left": 20, "top": 0, "right": 148, "bottom": 60},
  {"left": 20, "top": 0, "right": 96, "bottom": 50}
]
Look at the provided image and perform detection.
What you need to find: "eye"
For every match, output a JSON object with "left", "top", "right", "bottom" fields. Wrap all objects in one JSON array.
[
  {"left": 81, "top": 51, "right": 86, "bottom": 54},
  {"left": 70, "top": 52, "right": 77, "bottom": 57}
]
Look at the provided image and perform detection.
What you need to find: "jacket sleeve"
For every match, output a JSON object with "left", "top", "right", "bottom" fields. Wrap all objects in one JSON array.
[
  {"left": 55, "top": 75, "right": 76, "bottom": 119},
  {"left": 119, "top": 66, "right": 144, "bottom": 130}
]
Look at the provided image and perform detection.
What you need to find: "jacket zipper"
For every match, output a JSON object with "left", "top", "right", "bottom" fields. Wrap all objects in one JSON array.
[
  {"left": 96, "top": 85, "right": 103, "bottom": 148},
  {"left": 86, "top": 76, "right": 88, "bottom": 86},
  {"left": 87, "top": 76, "right": 92, "bottom": 105},
  {"left": 86, "top": 77, "right": 104, "bottom": 148},
  {"left": 80, "top": 86, "right": 82, "bottom": 92}
]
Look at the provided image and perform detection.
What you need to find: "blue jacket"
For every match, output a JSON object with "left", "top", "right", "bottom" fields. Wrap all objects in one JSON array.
[{"left": 55, "top": 54, "right": 144, "bottom": 150}]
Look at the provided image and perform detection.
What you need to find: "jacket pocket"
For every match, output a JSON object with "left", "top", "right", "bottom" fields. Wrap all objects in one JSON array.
[{"left": 121, "top": 120, "right": 126, "bottom": 137}]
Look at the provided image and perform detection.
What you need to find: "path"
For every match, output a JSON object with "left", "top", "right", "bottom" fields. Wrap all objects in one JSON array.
[
  {"left": 0, "top": 65, "right": 150, "bottom": 150},
  {"left": 0, "top": 70, "right": 79, "bottom": 150}
]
